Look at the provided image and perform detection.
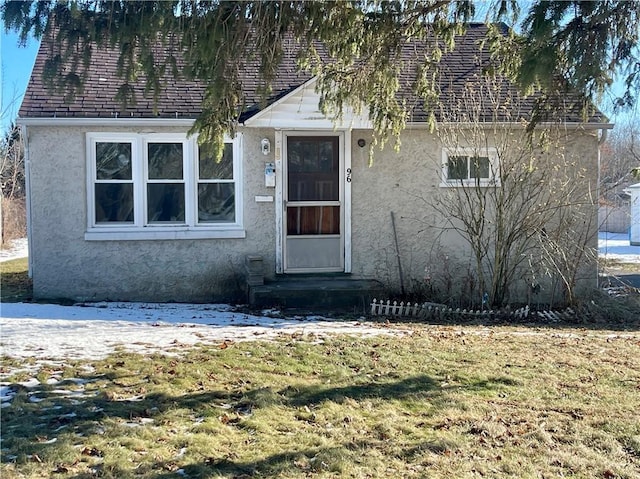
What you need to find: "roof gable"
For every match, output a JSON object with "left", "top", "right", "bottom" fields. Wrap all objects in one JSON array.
[{"left": 243, "top": 78, "right": 372, "bottom": 128}]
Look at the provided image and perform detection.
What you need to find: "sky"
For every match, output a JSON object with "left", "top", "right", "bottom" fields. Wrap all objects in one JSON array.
[{"left": 0, "top": 30, "right": 40, "bottom": 135}]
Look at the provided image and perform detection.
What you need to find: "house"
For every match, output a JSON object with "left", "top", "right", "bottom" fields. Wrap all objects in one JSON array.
[
  {"left": 599, "top": 196, "right": 631, "bottom": 234},
  {"left": 18, "top": 24, "right": 612, "bottom": 307},
  {"left": 628, "top": 184, "right": 640, "bottom": 246}
]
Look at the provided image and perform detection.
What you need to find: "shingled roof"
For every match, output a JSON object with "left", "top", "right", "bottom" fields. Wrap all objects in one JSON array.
[{"left": 19, "top": 23, "right": 606, "bottom": 124}]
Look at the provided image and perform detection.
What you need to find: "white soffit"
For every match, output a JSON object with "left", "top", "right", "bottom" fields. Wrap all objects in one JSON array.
[{"left": 243, "top": 78, "right": 373, "bottom": 129}]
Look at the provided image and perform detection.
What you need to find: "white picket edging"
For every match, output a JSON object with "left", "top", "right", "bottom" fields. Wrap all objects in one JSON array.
[
  {"left": 370, "top": 299, "right": 583, "bottom": 321},
  {"left": 370, "top": 299, "right": 546, "bottom": 320}
]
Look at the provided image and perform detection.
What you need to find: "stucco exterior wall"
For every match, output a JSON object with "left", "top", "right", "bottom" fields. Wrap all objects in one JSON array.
[
  {"left": 349, "top": 127, "right": 600, "bottom": 304},
  {"left": 25, "top": 125, "right": 278, "bottom": 302},
  {"left": 25, "top": 123, "right": 599, "bottom": 304},
  {"left": 351, "top": 129, "right": 475, "bottom": 299}
]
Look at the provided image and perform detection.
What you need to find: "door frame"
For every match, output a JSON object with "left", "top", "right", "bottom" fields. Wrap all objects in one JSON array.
[{"left": 275, "top": 129, "right": 352, "bottom": 274}]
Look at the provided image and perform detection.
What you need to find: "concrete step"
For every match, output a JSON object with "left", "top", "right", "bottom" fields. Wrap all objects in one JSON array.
[{"left": 248, "top": 276, "right": 384, "bottom": 312}]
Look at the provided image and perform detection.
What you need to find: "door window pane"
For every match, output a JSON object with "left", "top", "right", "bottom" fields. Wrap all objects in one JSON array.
[
  {"left": 147, "top": 184, "right": 185, "bottom": 222},
  {"left": 287, "top": 137, "right": 339, "bottom": 201},
  {"left": 148, "top": 143, "right": 183, "bottom": 179},
  {"left": 287, "top": 206, "right": 340, "bottom": 235},
  {"left": 198, "top": 183, "right": 235, "bottom": 222},
  {"left": 95, "top": 183, "right": 134, "bottom": 223},
  {"left": 199, "top": 143, "right": 233, "bottom": 179},
  {"left": 96, "top": 142, "right": 132, "bottom": 180}
]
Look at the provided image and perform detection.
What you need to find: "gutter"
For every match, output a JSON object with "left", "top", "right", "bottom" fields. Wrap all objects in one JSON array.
[
  {"left": 595, "top": 126, "right": 610, "bottom": 287},
  {"left": 17, "top": 117, "right": 197, "bottom": 127},
  {"left": 598, "top": 127, "right": 608, "bottom": 145},
  {"left": 20, "top": 124, "right": 33, "bottom": 279},
  {"left": 18, "top": 116, "right": 615, "bottom": 132},
  {"left": 425, "top": 121, "right": 615, "bottom": 131}
]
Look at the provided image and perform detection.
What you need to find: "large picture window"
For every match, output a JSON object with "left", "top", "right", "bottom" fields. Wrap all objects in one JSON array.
[
  {"left": 86, "top": 133, "right": 244, "bottom": 240},
  {"left": 441, "top": 147, "right": 499, "bottom": 187}
]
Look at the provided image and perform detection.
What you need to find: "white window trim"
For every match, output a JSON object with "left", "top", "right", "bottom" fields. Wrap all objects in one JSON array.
[
  {"left": 143, "top": 134, "right": 190, "bottom": 226},
  {"left": 440, "top": 147, "right": 500, "bottom": 188},
  {"left": 85, "top": 132, "right": 245, "bottom": 240}
]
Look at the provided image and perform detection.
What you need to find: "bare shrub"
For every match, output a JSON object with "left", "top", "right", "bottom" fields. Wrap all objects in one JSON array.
[
  {"left": 1, "top": 196, "right": 26, "bottom": 247},
  {"left": 1, "top": 125, "right": 26, "bottom": 247},
  {"left": 430, "top": 78, "right": 598, "bottom": 308},
  {"left": 578, "top": 289, "right": 640, "bottom": 324}
]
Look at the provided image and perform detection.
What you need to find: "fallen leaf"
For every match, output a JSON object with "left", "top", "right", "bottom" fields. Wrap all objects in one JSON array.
[{"left": 81, "top": 446, "right": 102, "bottom": 457}]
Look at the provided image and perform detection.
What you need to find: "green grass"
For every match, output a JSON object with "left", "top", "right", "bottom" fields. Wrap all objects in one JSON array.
[
  {"left": 1, "top": 330, "right": 639, "bottom": 478},
  {"left": 0, "top": 257, "right": 32, "bottom": 302}
]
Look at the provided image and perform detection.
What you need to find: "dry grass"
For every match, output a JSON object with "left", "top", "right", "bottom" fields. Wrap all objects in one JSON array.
[
  {"left": 600, "top": 258, "right": 640, "bottom": 274},
  {"left": 1, "top": 328, "right": 639, "bottom": 478}
]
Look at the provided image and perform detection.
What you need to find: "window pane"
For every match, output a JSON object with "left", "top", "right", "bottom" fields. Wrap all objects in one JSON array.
[
  {"left": 96, "top": 142, "right": 132, "bottom": 180},
  {"left": 287, "top": 206, "right": 340, "bottom": 235},
  {"left": 198, "top": 183, "right": 235, "bottom": 222},
  {"left": 447, "top": 156, "right": 468, "bottom": 180},
  {"left": 470, "top": 156, "right": 490, "bottom": 179},
  {"left": 148, "top": 143, "right": 183, "bottom": 179},
  {"left": 199, "top": 143, "right": 233, "bottom": 179},
  {"left": 288, "top": 137, "right": 339, "bottom": 201},
  {"left": 95, "top": 183, "right": 134, "bottom": 223},
  {"left": 287, "top": 141, "right": 304, "bottom": 172},
  {"left": 147, "top": 184, "right": 185, "bottom": 222}
]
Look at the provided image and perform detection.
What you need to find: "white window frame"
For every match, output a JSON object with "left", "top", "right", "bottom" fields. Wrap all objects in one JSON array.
[
  {"left": 144, "top": 134, "right": 189, "bottom": 225},
  {"left": 440, "top": 147, "right": 500, "bottom": 188},
  {"left": 85, "top": 132, "right": 245, "bottom": 240}
]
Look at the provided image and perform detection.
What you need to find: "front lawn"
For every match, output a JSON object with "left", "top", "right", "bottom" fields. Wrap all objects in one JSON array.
[
  {"left": 1, "top": 329, "right": 638, "bottom": 478},
  {"left": 0, "top": 257, "right": 32, "bottom": 302}
]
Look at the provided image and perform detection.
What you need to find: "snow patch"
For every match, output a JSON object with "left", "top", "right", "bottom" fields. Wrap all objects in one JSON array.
[
  {"left": 0, "top": 302, "right": 407, "bottom": 378},
  {"left": 0, "top": 238, "right": 28, "bottom": 263},
  {"left": 598, "top": 232, "right": 640, "bottom": 264}
]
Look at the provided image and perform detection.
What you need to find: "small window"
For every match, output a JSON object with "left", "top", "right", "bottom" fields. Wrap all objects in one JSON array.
[{"left": 441, "top": 148, "right": 498, "bottom": 187}]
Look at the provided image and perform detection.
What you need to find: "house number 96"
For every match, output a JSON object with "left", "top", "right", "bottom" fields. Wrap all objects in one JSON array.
[{"left": 346, "top": 168, "right": 352, "bottom": 183}]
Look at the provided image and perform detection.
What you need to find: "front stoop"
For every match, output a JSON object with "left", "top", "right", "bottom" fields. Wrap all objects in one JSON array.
[{"left": 248, "top": 276, "right": 384, "bottom": 311}]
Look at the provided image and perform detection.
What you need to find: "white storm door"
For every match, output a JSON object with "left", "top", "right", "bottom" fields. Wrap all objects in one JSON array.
[{"left": 283, "top": 134, "right": 344, "bottom": 272}]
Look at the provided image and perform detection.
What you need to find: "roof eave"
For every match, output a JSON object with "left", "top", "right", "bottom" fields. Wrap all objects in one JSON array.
[
  {"left": 17, "top": 117, "right": 613, "bottom": 130},
  {"left": 416, "top": 121, "right": 615, "bottom": 130},
  {"left": 17, "top": 117, "right": 197, "bottom": 127}
]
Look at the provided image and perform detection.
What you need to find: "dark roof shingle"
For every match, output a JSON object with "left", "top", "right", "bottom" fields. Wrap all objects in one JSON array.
[{"left": 19, "top": 24, "right": 606, "bottom": 124}]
